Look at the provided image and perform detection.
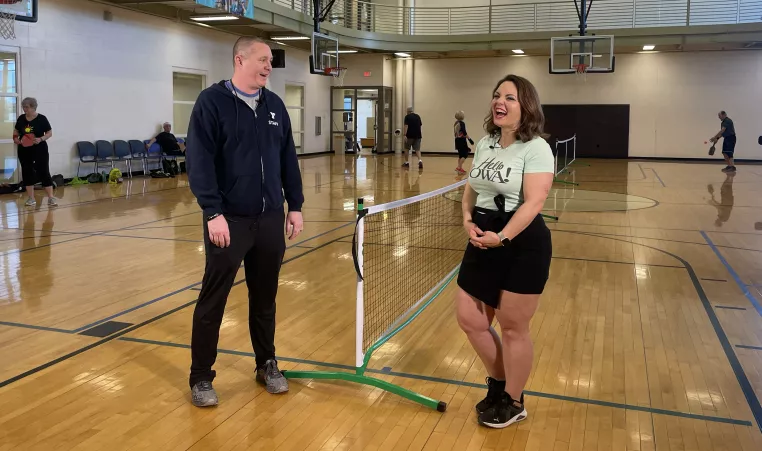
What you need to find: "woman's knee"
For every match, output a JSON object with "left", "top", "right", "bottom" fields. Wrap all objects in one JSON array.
[{"left": 455, "top": 289, "right": 492, "bottom": 334}]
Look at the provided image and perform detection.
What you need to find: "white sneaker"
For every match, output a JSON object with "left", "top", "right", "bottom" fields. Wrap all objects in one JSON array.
[{"left": 24, "top": 197, "right": 36, "bottom": 207}]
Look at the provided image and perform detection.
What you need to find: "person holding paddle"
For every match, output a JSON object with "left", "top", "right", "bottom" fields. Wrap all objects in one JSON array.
[
  {"left": 709, "top": 111, "right": 736, "bottom": 173},
  {"left": 13, "top": 97, "right": 56, "bottom": 207}
]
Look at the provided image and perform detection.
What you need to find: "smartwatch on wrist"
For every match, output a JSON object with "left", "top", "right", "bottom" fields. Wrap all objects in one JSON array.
[
  {"left": 497, "top": 232, "right": 511, "bottom": 247},
  {"left": 206, "top": 213, "right": 221, "bottom": 222}
]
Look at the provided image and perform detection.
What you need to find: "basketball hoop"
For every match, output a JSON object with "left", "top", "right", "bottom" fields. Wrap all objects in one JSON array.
[
  {"left": 573, "top": 63, "right": 588, "bottom": 82},
  {"left": 325, "top": 66, "right": 347, "bottom": 87},
  {"left": 0, "top": 0, "right": 18, "bottom": 40}
]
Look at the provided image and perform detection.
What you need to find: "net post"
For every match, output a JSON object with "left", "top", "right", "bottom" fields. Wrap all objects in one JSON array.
[{"left": 355, "top": 197, "right": 366, "bottom": 373}]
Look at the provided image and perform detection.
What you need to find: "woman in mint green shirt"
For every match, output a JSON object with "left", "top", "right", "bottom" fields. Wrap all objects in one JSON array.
[{"left": 455, "top": 74, "right": 554, "bottom": 430}]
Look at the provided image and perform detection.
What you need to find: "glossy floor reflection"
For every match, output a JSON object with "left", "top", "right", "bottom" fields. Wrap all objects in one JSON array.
[{"left": 0, "top": 154, "right": 761, "bottom": 450}]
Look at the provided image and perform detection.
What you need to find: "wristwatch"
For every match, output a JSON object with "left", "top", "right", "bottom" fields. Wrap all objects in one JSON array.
[
  {"left": 497, "top": 232, "right": 511, "bottom": 247},
  {"left": 206, "top": 213, "right": 221, "bottom": 222}
]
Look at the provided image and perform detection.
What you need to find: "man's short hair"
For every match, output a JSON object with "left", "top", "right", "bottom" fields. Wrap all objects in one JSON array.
[
  {"left": 406, "top": 106, "right": 413, "bottom": 113},
  {"left": 233, "top": 36, "right": 267, "bottom": 64},
  {"left": 720, "top": 110, "right": 727, "bottom": 116}
]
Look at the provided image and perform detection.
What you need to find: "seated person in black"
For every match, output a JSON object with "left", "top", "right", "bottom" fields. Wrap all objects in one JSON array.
[{"left": 146, "top": 122, "right": 185, "bottom": 156}]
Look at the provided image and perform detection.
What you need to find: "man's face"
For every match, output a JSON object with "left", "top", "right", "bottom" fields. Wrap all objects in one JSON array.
[
  {"left": 237, "top": 42, "right": 272, "bottom": 89},
  {"left": 163, "top": 124, "right": 171, "bottom": 132},
  {"left": 718, "top": 113, "right": 725, "bottom": 121}
]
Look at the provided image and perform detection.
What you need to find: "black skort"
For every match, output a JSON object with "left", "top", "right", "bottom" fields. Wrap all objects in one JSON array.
[
  {"left": 457, "top": 207, "right": 552, "bottom": 308},
  {"left": 455, "top": 137, "right": 470, "bottom": 159}
]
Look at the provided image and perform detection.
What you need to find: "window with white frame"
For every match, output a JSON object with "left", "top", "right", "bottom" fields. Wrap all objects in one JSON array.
[
  {"left": 172, "top": 71, "right": 206, "bottom": 138},
  {"left": 0, "top": 47, "right": 19, "bottom": 183},
  {"left": 285, "top": 84, "right": 305, "bottom": 153}
]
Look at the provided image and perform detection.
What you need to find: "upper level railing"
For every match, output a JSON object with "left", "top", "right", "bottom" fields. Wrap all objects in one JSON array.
[{"left": 266, "top": 0, "right": 762, "bottom": 35}]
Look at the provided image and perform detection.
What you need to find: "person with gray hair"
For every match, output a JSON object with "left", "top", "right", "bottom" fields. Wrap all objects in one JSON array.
[
  {"left": 13, "top": 97, "right": 56, "bottom": 207},
  {"left": 146, "top": 122, "right": 185, "bottom": 156},
  {"left": 454, "top": 110, "right": 474, "bottom": 174}
]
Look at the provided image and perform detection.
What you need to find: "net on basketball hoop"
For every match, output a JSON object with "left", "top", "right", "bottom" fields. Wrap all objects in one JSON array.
[
  {"left": 325, "top": 66, "right": 347, "bottom": 87},
  {"left": 0, "top": 0, "right": 17, "bottom": 40},
  {"left": 573, "top": 62, "right": 588, "bottom": 81}
]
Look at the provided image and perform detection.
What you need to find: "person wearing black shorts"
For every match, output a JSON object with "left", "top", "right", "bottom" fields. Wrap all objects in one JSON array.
[
  {"left": 710, "top": 111, "right": 736, "bottom": 173},
  {"left": 455, "top": 75, "right": 554, "bottom": 429},
  {"left": 14, "top": 97, "right": 57, "bottom": 207},
  {"left": 454, "top": 111, "right": 474, "bottom": 174}
]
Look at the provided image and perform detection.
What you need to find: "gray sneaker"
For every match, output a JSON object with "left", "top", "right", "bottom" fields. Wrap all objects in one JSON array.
[
  {"left": 24, "top": 197, "right": 36, "bottom": 207},
  {"left": 191, "top": 381, "right": 218, "bottom": 407},
  {"left": 48, "top": 197, "right": 58, "bottom": 207},
  {"left": 256, "top": 359, "right": 289, "bottom": 394}
]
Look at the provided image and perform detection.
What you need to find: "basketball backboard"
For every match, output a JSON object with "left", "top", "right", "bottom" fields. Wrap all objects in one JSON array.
[
  {"left": 549, "top": 35, "right": 615, "bottom": 74},
  {"left": 0, "top": 0, "right": 37, "bottom": 23},
  {"left": 309, "top": 31, "right": 339, "bottom": 75}
]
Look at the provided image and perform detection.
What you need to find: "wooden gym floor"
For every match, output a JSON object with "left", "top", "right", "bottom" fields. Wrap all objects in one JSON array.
[{"left": 0, "top": 154, "right": 761, "bottom": 450}]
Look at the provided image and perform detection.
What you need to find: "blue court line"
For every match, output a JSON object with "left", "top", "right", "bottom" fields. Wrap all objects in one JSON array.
[
  {"left": 649, "top": 168, "right": 666, "bottom": 187},
  {"left": 558, "top": 230, "right": 762, "bottom": 432},
  {"left": 118, "top": 336, "right": 752, "bottom": 427},
  {"left": 71, "top": 281, "right": 204, "bottom": 333},
  {"left": 69, "top": 225, "right": 353, "bottom": 333},
  {"left": 736, "top": 345, "right": 762, "bottom": 351},
  {"left": 715, "top": 306, "right": 747, "bottom": 311},
  {"left": 701, "top": 231, "right": 762, "bottom": 317},
  {"left": 0, "top": 321, "right": 73, "bottom": 334}
]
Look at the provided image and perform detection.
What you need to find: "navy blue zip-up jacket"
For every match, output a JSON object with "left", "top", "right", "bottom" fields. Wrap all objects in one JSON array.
[{"left": 186, "top": 80, "right": 303, "bottom": 218}]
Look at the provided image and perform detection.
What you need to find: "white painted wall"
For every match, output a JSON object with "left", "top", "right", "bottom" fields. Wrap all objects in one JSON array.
[
  {"left": 0, "top": 0, "right": 331, "bottom": 180},
  {"left": 413, "top": 51, "right": 762, "bottom": 160}
]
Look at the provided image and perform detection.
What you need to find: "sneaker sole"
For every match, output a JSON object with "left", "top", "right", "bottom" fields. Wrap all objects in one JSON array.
[
  {"left": 477, "top": 409, "right": 528, "bottom": 429},
  {"left": 256, "top": 375, "right": 289, "bottom": 394},
  {"left": 192, "top": 399, "right": 218, "bottom": 407}
]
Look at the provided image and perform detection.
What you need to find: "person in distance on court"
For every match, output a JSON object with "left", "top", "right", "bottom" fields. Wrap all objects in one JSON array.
[
  {"left": 454, "top": 110, "right": 475, "bottom": 174},
  {"left": 146, "top": 122, "right": 185, "bottom": 156},
  {"left": 709, "top": 111, "right": 736, "bottom": 173},
  {"left": 185, "top": 36, "right": 304, "bottom": 407},
  {"left": 402, "top": 106, "right": 423, "bottom": 169},
  {"left": 455, "top": 75, "right": 554, "bottom": 429},
  {"left": 13, "top": 97, "right": 57, "bottom": 207}
]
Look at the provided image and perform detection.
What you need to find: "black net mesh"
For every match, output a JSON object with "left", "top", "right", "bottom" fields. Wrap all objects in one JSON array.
[{"left": 359, "top": 182, "right": 466, "bottom": 353}]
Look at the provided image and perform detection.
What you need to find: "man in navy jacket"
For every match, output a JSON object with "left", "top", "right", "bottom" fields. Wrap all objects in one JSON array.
[{"left": 186, "top": 36, "right": 304, "bottom": 407}]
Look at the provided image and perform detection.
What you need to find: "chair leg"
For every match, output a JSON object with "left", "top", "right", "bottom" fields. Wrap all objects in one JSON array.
[{"left": 77, "top": 161, "right": 81, "bottom": 178}]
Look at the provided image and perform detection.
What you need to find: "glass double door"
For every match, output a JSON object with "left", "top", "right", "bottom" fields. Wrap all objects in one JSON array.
[{"left": 331, "top": 86, "right": 393, "bottom": 154}]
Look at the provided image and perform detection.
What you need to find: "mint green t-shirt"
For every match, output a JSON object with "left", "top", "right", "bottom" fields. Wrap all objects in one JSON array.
[{"left": 468, "top": 135, "right": 555, "bottom": 212}]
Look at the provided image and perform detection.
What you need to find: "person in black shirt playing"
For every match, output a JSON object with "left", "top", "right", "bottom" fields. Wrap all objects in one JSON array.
[
  {"left": 710, "top": 111, "right": 737, "bottom": 173},
  {"left": 403, "top": 107, "right": 423, "bottom": 169},
  {"left": 13, "top": 97, "right": 56, "bottom": 207},
  {"left": 146, "top": 122, "right": 185, "bottom": 156}
]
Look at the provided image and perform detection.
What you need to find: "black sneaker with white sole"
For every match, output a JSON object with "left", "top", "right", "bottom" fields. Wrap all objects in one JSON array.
[
  {"left": 475, "top": 377, "right": 506, "bottom": 415},
  {"left": 477, "top": 392, "right": 527, "bottom": 429}
]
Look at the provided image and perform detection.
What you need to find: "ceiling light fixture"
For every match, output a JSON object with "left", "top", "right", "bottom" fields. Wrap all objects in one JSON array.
[
  {"left": 190, "top": 15, "right": 239, "bottom": 22},
  {"left": 272, "top": 36, "right": 309, "bottom": 40},
  {"left": 512, "top": 49, "right": 524, "bottom": 54},
  {"left": 643, "top": 45, "right": 655, "bottom": 50},
  {"left": 394, "top": 52, "right": 411, "bottom": 57}
]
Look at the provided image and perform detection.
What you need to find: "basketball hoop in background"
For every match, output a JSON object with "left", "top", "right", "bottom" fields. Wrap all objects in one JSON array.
[
  {"left": 572, "top": 62, "right": 588, "bottom": 82},
  {"left": 325, "top": 66, "right": 347, "bottom": 87},
  {"left": 0, "top": 0, "right": 20, "bottom": 40}
]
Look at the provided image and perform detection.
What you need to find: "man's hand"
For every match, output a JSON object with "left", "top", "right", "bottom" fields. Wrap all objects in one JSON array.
[
  {"left": 208, "top": 215, "right": 230, "bottom": 248},
  {"left": 286, "top": 211, "right": 303, "bottom": 240}
]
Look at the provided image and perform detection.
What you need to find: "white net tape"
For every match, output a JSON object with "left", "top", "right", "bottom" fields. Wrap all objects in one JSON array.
[
  {"left": 0, "top": 11, "right": 16, "bottom": 40},
  {"left": 330, "top": 68, "right": 346, "bottom": 87}
]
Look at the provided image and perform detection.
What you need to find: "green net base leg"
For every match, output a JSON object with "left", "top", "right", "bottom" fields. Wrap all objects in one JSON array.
[
  {"left": 282, "top": 370, "right": 447, "bottom": 412},
  {"left": 553, "top": 177, "right": 579, "bottom": 186}
]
